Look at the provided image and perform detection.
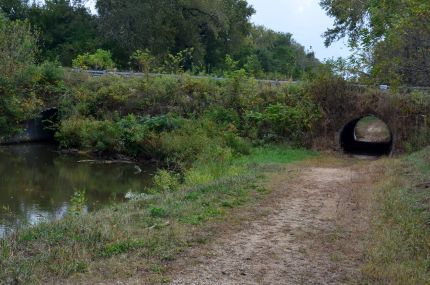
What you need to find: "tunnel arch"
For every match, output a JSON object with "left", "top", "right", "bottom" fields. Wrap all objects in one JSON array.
[{"left": 339, "top": 114, "right": 394, "bottom": 156}]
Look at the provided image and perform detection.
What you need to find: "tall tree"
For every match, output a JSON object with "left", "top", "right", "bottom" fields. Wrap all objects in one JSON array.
[
  {"left": 95, "top": 0, "right": 254, "bottom": 69},
  {"left": 244, "top": 26, "right": 319, "bottom": 79},
  {"left": 0, "top": 13, "right": 37, "bottom": 77},
  {"left": 1, "top": 0, "right": 100, "bottom": 66},
  {"left": 320, "top": 0, "right": 430, "bottom": 86},
  {"left": 0, "top": 0, "right": 29, "bottom": 20},
  {"left": 28, "top": 0, "right": 100, "bottom": 65}
]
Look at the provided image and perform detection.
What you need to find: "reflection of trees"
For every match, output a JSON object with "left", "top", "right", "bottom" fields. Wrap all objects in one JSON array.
[{"left": 0, "top": 144, "right": 153, "bottom": 232}]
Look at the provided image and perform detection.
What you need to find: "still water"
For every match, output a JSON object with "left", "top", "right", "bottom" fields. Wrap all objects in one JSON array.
[{"left": 0, "top": 144, "right": 154, "bottom": 237}]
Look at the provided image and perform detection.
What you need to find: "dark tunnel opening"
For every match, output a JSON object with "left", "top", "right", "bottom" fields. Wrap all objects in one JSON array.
[{"left": 340, "top": 116, "right": 393, "bottom": 156}]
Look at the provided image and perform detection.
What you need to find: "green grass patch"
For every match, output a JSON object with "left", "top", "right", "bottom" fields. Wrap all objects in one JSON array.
[
  {"left": 406, "top": 146, "right": 430, "bottom": 174},
  {"left": 102, "top": 240, "right": 146, "bottom": 257},
  {"left": 237, "top": 146, "right": 318, "bottom": 165}
]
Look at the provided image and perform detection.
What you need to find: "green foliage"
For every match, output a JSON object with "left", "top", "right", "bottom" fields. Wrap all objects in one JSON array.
[
  {"left": 130, "top": 49, "right": 155, "bottom": 74},
  {"left": 96, "top": 0, "right": 255, "bottom": 70},
  {"left": 246, "top": 25, "right": 320, "bottom": 80},
  {"left": 56, "top": 114, "right": 182, "bottom": 156},
  {"left": 1, "top": 0, "right": 320, "bottom": 79},
  {"left": 55, "top": 73, "right": 327, "bottom": 160},
  {"left": 72, "top": 49, "right": 115, "bottom": 70},
  {"left": 203, "top": 107, "right": 240, "bottom": 129},
  {"left": 68, "top": 189, "right": 86, "bottom": 216},
  {"left": 321, "top": 0, "right": 430, "bottom": 86},
  {"left": 149, "top": 207, "right": 168, "bottom": 218},
  {"left": 156, "top": 120, "right": 220, "bottom": 170},
  {"left": 56, "top": 117, "right": 122, "bottom": 152},
  {"left": 161, "top": 48, "right": 194, "bottom": 74},
  {"left": 102, "top": 240, "right": 145, "bottom": 257},
  {"left": 245, "top": 98, "right": 321, "bottom": 144},
  {"left": 153, "top": 170, "right": 179, "bottom": 192},
  {"left": 1, "top": 0, "right": 100, "bottom": 66},
  {"left": 0, "top": 13, "right": 37, "bottom": 78},
  {"left": 0, "top": 15, "right": 65, "bottom": 136}
]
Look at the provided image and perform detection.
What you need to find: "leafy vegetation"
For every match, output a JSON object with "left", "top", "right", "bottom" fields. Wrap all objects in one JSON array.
[
  {"left": 72, "top": 49, "right": 115, "bottom": 70},
  {"left": 54, "top": 72, "right": 322, "bottom": 165},
  {"left": 0, "top": 0, "right": 319, "bottom": 79},
  {"left": 0, "top": 14, "right": 64, "bottom": 136},
  {"left": 321, "top": 0, "right": 430, "bottom": 86}
]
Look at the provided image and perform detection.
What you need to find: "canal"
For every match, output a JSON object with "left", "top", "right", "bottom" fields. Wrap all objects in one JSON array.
[{"left": 0, "top": 144, "right": 154, "bottom": 237}]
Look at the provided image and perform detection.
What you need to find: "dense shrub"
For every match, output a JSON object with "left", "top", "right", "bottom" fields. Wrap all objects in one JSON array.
[
  {"left": 56, "top": 113, "right": 251, "bottom": 173},
  {"left": 56, "top": 117, "right": 122, "bottom": 152},
  {"left": 56, "top": 72, "right": 325, "bottom": 157},
  {"left": 72, "top": 49, "right": 115, "bottom": 70}
]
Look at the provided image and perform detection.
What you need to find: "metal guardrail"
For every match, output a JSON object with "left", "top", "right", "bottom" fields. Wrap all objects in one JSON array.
[
  {"left": 70, "top": 69, "right": 295, "bottom": 85},
  {"left": 71, "top": 69, "right": 430, "bottom": 92}
]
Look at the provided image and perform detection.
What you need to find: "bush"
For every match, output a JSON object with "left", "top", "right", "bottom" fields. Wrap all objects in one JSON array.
[
  {"left": 204, "top": 107, "right": 240, "bottom": 129},
  {"left": 244, "top": 98, "right": 321, "bottom": 144},
  {"left": 72, "top": 49, "right": 115, "bottom": 70},
  {"left": 130, "top": 49, "right": 155, "bottom": 73},
  {"left": 157, "top": 120, "right": 213, "bottom": 170},
  {"left": 55, "top": 73, "right": 325, "bottom": 161},
  {"left": 152, "top": 169, "right": 179, "bottom": 192},
  {"left": 56, "top": 117, "right": 122, "bottom": 152}
]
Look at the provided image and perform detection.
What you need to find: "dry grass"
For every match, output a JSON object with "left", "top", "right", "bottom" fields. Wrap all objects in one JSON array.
[{"left": 362, "top": 147, "right": 430, "bottom": 284}]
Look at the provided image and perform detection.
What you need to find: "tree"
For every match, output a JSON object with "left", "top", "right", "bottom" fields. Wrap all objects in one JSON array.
[
  {"left": 0, "top": 13, "right": 37, "bottom": 77},
  {"left": 28, "top": 0, "right": 100, "bottom": 66},
  {"left": 0, "top": 13, "right": 40, "bottom": 134},
  {"left": 243, "top": 26, "right": 319, "bottom": 80},
  {"left": 95, "top": 0, "right": 255, "bottom": 70},
  {"left": 320, "top": 0, "right": 430, "bottom": 86},
  {"left": 1, "top": 0, "right": 100, "bottom": 66},
  {"left": 0, "top": 0, "right": 30, "bottom": 20}
]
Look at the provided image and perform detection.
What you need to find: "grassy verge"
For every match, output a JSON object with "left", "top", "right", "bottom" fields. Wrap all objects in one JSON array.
[
  {"left": 0, "top": 146, "right": 316, "bottom": 284},
  {"left": 362, "top": 147, "right": 430, "bottom": 284}
]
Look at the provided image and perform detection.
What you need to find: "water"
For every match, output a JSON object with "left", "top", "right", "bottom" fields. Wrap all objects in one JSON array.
[{"left": 0, "top": 144, "right": 155, "bottom": 237}]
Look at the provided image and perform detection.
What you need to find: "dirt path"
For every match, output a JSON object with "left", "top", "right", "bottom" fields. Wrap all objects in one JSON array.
[{"left": 169, "top": 159, "right": 378, "bottom": 285}]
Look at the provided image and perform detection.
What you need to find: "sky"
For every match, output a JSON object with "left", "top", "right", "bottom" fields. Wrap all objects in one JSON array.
[
  {"left": 85, "top": 0, "right": 351, "bottom": 61},
  {"left": 247, "top": 0, "right": 351, "bottom": 60}
]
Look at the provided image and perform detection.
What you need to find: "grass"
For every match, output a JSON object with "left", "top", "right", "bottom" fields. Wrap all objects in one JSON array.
[
  {"left": 362, "top": 146, "right": 430, "bottom": 284},
  {"left": 237, "top": 146, "right": 318, "bottom": 165},
  {"left": 0, "top": 146, "right": 316, "bottom": 284}
]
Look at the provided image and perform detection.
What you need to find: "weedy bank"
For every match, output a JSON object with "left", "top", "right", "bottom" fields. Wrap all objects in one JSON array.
[
  {"left": 363, "top": 147, "right": 430, "bottom": 284},
  {"left": 0, "top": 146, "right": 316, "bottom": 284}
]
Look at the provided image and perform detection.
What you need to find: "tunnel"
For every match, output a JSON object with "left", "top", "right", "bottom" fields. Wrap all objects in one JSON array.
[
  {"left": 340, "top": 115, "right": 393, "bottom": 156},
  {"left": 1, "top": 108, "right": 59, "bottom": 145},
  {"left": 25, "top": 108, "right": 59, "bottom": 143}
]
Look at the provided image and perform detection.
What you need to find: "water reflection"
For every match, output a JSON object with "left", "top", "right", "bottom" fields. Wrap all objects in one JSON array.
[{"left": 0, "top": 144, "right": 154, "bottom": 237}]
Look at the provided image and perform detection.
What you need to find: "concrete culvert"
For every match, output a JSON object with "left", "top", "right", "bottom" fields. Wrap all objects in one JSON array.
[{"left": 340, "top": 115, "right": 393, "bottom": 156}]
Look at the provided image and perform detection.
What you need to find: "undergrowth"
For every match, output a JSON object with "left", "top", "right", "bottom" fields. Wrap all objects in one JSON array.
[{"left": 362, "top": 147, "right": 430, "bottom": 284}]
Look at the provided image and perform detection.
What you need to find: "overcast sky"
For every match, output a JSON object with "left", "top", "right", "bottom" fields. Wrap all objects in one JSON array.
[
  {"left": 85, "top": 0, "right": 351, "bottom": 61},
  {"left": 247, "top": 0, "right": 351, "bottom": 60}
]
